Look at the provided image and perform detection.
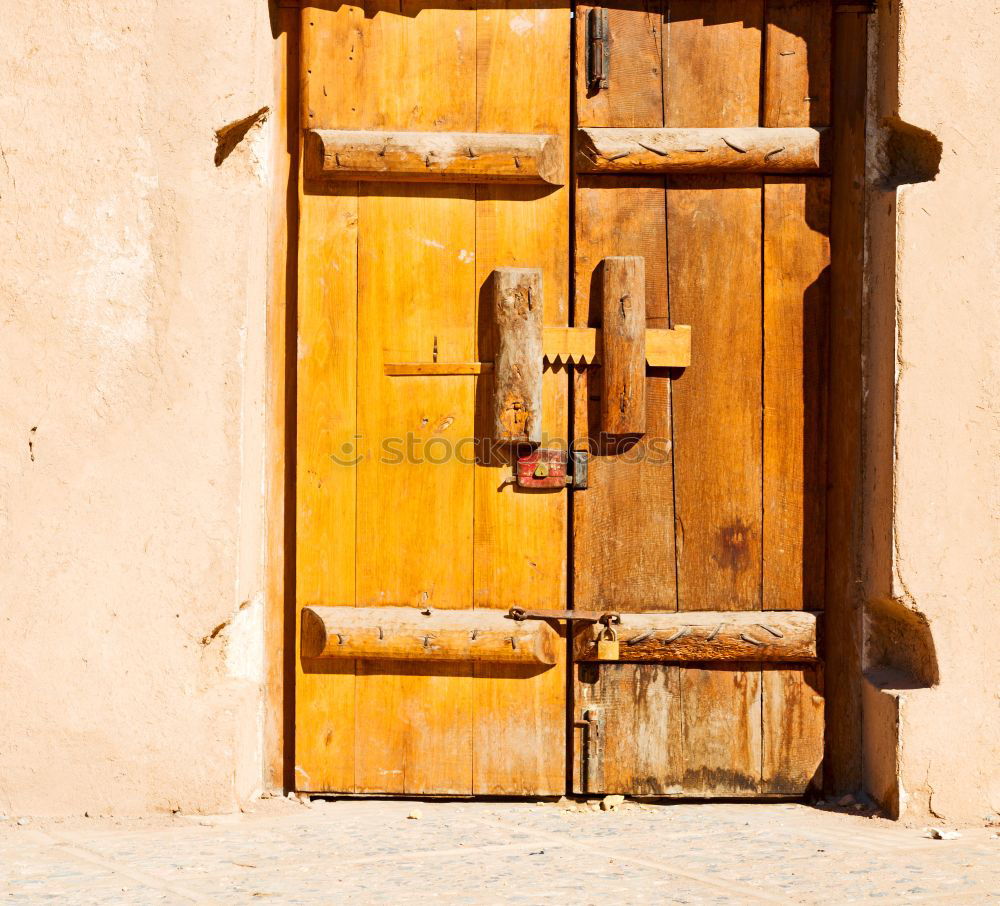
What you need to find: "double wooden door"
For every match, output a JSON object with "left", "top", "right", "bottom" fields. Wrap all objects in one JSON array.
[{"left": 296, "top": 0, "right": 830, "bottom": 797}]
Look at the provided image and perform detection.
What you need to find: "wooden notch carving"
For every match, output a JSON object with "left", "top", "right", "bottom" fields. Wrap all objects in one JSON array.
[
  {"left": 307, "top": 129, "right": 565, "bottom": 185},
  {"left": 601, "top": 256, "right": 646, "bottom": 435},
  {"left": 301, "top": 606, "right": 560, "bottom": 666},
  {"left": 577, "top": 127, "right": 827, "bottom": 174},
  {"left": 574, "top": 611, "right": 820, "bottom": 663},
  {"left": 493, "top": 268, "right": 543, "bottom": 444}
]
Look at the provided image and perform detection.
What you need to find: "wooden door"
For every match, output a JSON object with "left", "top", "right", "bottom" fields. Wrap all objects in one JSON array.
[{"left": 295, "top": 0, "right": 831, "bottom": 797}]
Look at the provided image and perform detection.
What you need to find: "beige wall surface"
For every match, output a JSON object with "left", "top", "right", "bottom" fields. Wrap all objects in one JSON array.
[
  {"left": 863, "top": 0, "right": 1000, "bottom": 824},
  {"left": 1, "top": 1, "right": 278, "bottom": 814}
]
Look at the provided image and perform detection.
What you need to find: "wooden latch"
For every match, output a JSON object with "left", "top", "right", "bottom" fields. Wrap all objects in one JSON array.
[{"left": 383, "top": 264, "right": 692, "bottom": 442}]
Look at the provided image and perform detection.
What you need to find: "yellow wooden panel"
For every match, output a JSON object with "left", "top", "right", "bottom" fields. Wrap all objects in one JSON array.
[{"left": 472, "top": 0, "right": 570, "bottom": 795}]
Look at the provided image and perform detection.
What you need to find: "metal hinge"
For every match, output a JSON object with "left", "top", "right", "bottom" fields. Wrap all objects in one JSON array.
[{"left": 586, "top": 8, "right": 610, "bottom": 91}]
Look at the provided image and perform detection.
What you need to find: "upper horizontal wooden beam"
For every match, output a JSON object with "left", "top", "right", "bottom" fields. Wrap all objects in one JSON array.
[
  {"left": 577, "top": 127, "right": 828, "bottom": 174},
  {"left": 306, "top": 129, "right": 565, "bottom": 185}
]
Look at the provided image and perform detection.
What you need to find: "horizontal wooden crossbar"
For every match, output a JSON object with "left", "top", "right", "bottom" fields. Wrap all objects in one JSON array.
[
  {"left": 383, "top": 325, "right": 691, "bottom": 375},
  {"left": 306, "top": 129, "right": 565, "bottom": 185},
  {"left": 574, "top": 611, "right": 820, "bottom": 662},
  {"left": 577, "top": 127, "right": 828, "bottom": 174},
  {"left": 301, "top": 606, "right": 561, "bottom": 666}
]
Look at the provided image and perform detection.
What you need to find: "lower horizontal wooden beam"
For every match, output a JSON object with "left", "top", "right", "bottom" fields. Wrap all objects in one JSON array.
[
  {"left": 301, "top": 606, "right": 560, "bottom": 666},
  {"left": 306, "top": 129, "right": 565, "bottom": 185},
  {"left": 574, "top": 611, "right": 820, "bottom": 662},
  {"left": 577, "top": 127, "right": 827, "bottom": 174}
]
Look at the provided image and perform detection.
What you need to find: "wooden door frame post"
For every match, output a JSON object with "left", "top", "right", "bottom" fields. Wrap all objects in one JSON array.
[{"left": 823, "top": 4, "right": 869, "bottom": 796}]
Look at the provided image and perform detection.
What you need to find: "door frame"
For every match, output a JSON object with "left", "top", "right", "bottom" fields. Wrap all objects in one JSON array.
[{"left": 262, "top": 0, "right": 872, "bottom": 797}]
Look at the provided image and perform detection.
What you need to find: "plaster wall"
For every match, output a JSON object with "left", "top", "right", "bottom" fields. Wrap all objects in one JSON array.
[
  {"left": 0, "top": 1, "right": 279, "bottom": 814},
  {"left": 862, "top": 0, "right": 1000, "bottom": 823}
]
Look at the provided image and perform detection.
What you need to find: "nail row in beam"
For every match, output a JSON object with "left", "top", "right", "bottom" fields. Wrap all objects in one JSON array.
[
  {"left": 306, "top": 127, "right": 827, "bottom": 185},
  {"left": 574, "top": 611, "right": 820, "bottom": 663},
  {"left": 300, "top": 606, "right": 561, "bottom": 666},
  {"left": 306, "top": 129, "right": 565, "bottom": 185},
  {"left": 577, "top": 127, "right": 828, "bottom": 174}
]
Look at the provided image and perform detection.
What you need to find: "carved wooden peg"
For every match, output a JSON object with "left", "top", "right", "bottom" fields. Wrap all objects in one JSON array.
[
  {"left": 493, "top": 268, "right": 543, "bottom": 443},
  {"left": 601, "top": 256, "right": 646, "bottom": 435}
]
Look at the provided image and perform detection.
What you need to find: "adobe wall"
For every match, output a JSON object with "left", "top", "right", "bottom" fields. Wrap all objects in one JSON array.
[
  {"left": 862, "top": 0, "right": 1000, "bottom": 823},
  {"left": 0, "top": 1, "right": 279, "bottom": 814}
]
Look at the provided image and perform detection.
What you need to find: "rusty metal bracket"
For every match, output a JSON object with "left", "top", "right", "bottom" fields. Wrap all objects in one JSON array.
[{"left": 507, "top": 606, "right": 620, "bottom": 626}]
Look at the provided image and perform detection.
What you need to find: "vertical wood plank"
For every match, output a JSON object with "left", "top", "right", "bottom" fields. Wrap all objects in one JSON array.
[
  {"left": 350, "top": 0, "right": 478, "bottom": 796},
  {"left": 473, "top": 0, "right": 570, "bottom": 795},
  {"left": 573, "top": 178, "right": 677, "bottom": 613},
  {"left": 576, "top": 664, "right": 683, "bottom": 795},
  {"left": 680, "top": 664, "right": 762, "bottom": 794},
  {"left": 763, "top": 0, "right": 831, "bottom": 128},
  {"left": 666, "top": 0, "right": 764, "bottom": 796},
  {"left": 760, "top": 1, "right": 832, "bottom": 795},
  {"left": 763, "top": 178, "right": 829, "bottom": 610},
  {"left": 601, "top": 256, "right": 647, "bottom": 436},
  {"left": 294, "top": 5, "right": 359, "bottom": 793},
  {"left": 762, "top": 666, "right": 824, "bottom": 794},
  {"left": 576, "top": 2, "right": 665, "bottom": 128}
]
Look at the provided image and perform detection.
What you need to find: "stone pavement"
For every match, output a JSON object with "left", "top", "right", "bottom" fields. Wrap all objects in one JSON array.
[{"left": 2, "top": 797, "right": 998, "bottom": 904}]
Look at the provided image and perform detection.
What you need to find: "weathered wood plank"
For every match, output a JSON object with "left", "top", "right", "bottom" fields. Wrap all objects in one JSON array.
[
  {"left": 492, "top": 268, "right": 544, "bottom": 443},
  {"left": 666, "top": 0, "right": 766, "bottom": 799},
  {"left": 351, "top": 0, "right": 479, "bottom": 797},
  {"left": 577, "top": 126, "right": 827, "bottom": 173},
  {"left": 301, "top": 606, "right": 560, "bottom": 665},
  {"left": 763, "top": 178, "right": 830, "bottom": 609},
  {"left": 307, "top": 129, "right": 565, "bottom": 184},
  {"left": 601, "top": 256, "right": 647, "bottom": 435},
  {"left": 575, "top": 3, "right": 665, "bottom": 129},
  {"left": 574, "top": 610, "right": 820, "bottom": 662},
  {"left": 294, "top": 4, "right": 360, "bottom": 795},
  {"left": 762, "top": 666, "right": 825, "bottom": 795},
  {"left": 471, "top": 0, "right": 569, "bottom": 797},
  {"left": 574, "top": 177, "right": 677, "bottom": 613},
  {"left": 764, "top": 0, "right": 832, "bottom": 128}
]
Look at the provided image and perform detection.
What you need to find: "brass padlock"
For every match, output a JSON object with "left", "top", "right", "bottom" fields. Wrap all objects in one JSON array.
[{"left": 596, "top": 624, "right": 620, "bottom": 661}]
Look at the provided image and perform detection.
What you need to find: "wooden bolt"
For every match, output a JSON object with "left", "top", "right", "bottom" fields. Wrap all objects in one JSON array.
[
  {"left": 492, "top": 268, "right": 543, "bottom": 444},
  {"left": 601, "top": 256, "right": 646, "bottom": 435}
]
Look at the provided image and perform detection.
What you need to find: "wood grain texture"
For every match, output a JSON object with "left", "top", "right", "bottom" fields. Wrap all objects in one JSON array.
[
  {"left": 763, "top": 178, "right": 829, "bottom": 610},
  {"left": 762, "top": 665, "right": 825, "bottom": 794},
  {"left": 665, "top": 0, "right": 766, "bottom": 799},
  {"left": 574, "top": 177, "right": 677, "bottom": 613},
  {"left": 307, "top": 129, "right": 565, "bottom": 185},
  {"left": 764, "top": 0, "right": 832, "bottom": 128},
  {"left": 824, "top": 7, "right": 867, "bottom": 793},
  {"left": 492, "top": 268, "right": 544, "bottom": 443},
  {"left": 575, "top": 663, "right": 683, "bottom": 795},
  {"left": 575, "top": 3, "right": 665, "bottom": 129},
  {"left": 577, "top": 126, "right": 826, "bottom": 173},
  {"left": 295, "top": 4, "right": 359, "bottom": 794},
  {"left": 472, "top": 0, "right": 570, "bottom": 796},
  {"left": 601, "top": 256, "right": 647, "bottom": 435},
  {"left": 301, "top": 606, "right": 561, "bottom": 665},
  {"left": 574, "top": 610, "right": 820, "bottom": 662}
]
